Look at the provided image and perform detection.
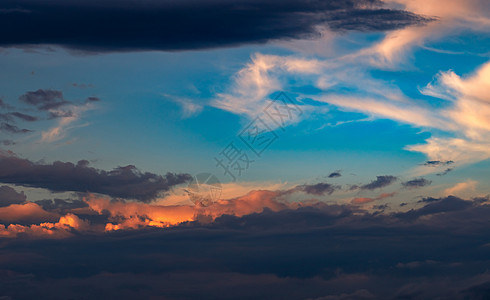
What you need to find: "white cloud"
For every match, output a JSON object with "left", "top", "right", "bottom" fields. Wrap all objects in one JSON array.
[{"left": 444, "top": 180, "right": 478, "bottom": 197}]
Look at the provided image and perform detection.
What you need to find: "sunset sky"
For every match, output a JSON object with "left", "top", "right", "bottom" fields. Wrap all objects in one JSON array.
[{"left": 1, "top": 0, "right": 490, "bottom": 299}]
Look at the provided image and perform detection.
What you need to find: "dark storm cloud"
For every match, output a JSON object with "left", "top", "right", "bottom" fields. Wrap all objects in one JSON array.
[
  {"left": 328, "top": 170, "right": 342, "bottom": 178},
  {"left": 2, "top": 196, "right": 490, "bottom": 299},
  {"left": 401, "top": 177, "right": 432, "bottom": 189},
  {"left": 360, "top": 175, "right": 397, "bottom": 190},
  {"left": 19, "top": 89, "right": 70, "bottom": 111},
  {"left": 0, "top": 154, "right": 192, "bottom": 202},
  {"left": 294, "top": 182, "right": 340, "bottom": 196},
  {"left": 0, "top": 185, "right": 26, "bottom": 207},
  {"left": 0, "top": 0, "right": 434, "bottom": 52}
]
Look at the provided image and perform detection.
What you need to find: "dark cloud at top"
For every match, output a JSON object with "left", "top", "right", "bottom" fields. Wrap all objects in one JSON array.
[
  {"left": 401, "top": 177, "right": 432, "bottom": 189},
  {"left": 2, "top": 196, "right": 490, "bottom": 299},
  {"left": 360, "top": 175, "right": 397, "bottom": 190},
  {"left": 0, "top": 154, "right": 192, "bottom": 202},
  {"left": 0, "top": 185, "right": 26, "bottom": 207},
  {"left": 0, "top": 0, "right": 433, "bottom": 52},
  {"left": 294, "top": 182, "right": 340, "bottom": 196},
  {"left": 328, "top": 171, "right": 342, "bottom": 178}
]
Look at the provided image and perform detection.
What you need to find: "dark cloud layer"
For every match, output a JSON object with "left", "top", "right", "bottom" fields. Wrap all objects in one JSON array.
[
  {"left": 1, "top": 196, "right": 490, "bottom": 299},
  {"left": 0, "top": 0, "right": 433, "bottom": 52},
  {"left": 0, "top": 154, "right": 191, "bottom": 202}
]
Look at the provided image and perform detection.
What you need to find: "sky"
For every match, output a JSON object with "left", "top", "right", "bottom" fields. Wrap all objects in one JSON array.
[{"left": 1, "top": 0, "right": 490, "bottom": 299}]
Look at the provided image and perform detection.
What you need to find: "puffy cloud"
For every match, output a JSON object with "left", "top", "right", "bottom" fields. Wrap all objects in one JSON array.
[
  {"left": 360, "top": 175, "right": 397, "bottom": 190},
  {"left": 293, "top": 182, "right": 340, "bottom": 196},
  {"left": 401, "top": 178, "right": 432, "bottom": 189},
  {"left": 19, "top": 89, "right": 69, "bottom": 111}
]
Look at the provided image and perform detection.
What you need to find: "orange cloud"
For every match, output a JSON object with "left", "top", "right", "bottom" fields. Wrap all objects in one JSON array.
[
  {"left": 0, "top": 202, "right": 59, "bottom": 223},
  {"left": 86, "top": 190, "right": 302, "bottom": 232},
  {"left": 352, "top": 192, "right": 396, "bottom": 205},
  {"left": 0, "top": 213, "right": 89, "bottom": 239}
]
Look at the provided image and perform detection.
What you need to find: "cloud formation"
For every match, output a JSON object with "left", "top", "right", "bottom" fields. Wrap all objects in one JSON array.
[{"left": 1, "top": 194, "right": 490, "bottom": 299}]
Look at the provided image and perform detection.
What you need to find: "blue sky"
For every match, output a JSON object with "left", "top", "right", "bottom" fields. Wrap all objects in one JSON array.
[
  {"left": 0, "top": 0, "right": 489, "bottom": 225},
  {"left": 2, "top": 21, "right": 490, "bottom": 206}
]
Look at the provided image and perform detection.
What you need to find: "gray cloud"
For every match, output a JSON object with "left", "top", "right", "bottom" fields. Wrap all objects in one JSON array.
[
  {"left": 401, "top": 177, "right": 432, "bottom": 189},
  {"left": 423, "top": 160, "right": 454, "bottom": 167},
  {"left": 294, "top": 182, "right": 340, "bottom": 196},
  {"left": 0, "top": 122, "right": 31, "bottom": 134},
  {"left": 0, "top": 185, "right": 26, "bottom": 207},
  {"left": 0, "top": 139, "right": 15, "bottom": 146},
  {"left": 360, "top": 175, "right": 397, "bottom": 190},
  {"left": 8, "top": 112, "right": 38, "bottom": 122},
  {"left": 19, "top": 89, "right": 70, "bottom": 111},
  {"left": 328, "top": 171, "right": 342, "bottom": 178},
  {"left": 0, "top": 154, "right": 192, "bottom": 202}
]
